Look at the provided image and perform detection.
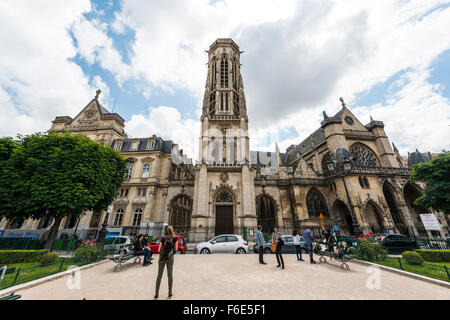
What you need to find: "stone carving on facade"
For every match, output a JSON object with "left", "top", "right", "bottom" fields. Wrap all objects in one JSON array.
[{"left": 220, "top": 172, "right": 229, "bottom": 184}]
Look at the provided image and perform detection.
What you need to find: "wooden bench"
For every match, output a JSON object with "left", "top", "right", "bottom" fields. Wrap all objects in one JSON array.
[
  {"left": 109, "top": 251, "right": 142, "bottom": 272},
  {"left": 0, "top": 266, "right": 21, "bottom": 300}
]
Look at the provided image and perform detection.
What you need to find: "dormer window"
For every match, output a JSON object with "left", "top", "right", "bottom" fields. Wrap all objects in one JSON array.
[
  {"left": 148, "top": 140, "right": 155, "bottom": 150},
  {"left": 115, "top": 142, "right": 122, "bottom": 151},
  {"left": 132, "top": 141, "right": 139, "bottom": 150}
]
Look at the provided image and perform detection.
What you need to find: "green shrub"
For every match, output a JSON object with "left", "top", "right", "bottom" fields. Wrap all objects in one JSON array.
[
  {"left": 74, "top": 240, "right": 107, "bottom": 263},
  {"left": 402, "top": 251, "right": 424, "bottom": 265},
  {"left": 354, "top": 233, "right": 388, "bottom": 261},
  {"left": 40, "top": 252, "right": 59, "bottom": 264},
  {"left": 416, "top": 249, "right": 450, "bottom": 262},
  {"left": 0, "top": 250, "right": 50, "bottom": 264}
]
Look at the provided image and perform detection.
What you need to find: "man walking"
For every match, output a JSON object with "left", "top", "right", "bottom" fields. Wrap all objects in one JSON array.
[
  {"left": 256, "top": 225, "right": 267, "bottom": 265},
  {"left": 293, "top": 231, "right": 304, "bottom": 261},
  {"left": 304, "top": 228, "right": 316, "bottom": 264}
]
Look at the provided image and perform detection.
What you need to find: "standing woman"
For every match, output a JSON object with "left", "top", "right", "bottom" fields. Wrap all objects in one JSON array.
[
  {"left": 272, "top": 226, "right": 284, "bottom": 269},
  {"left": 154, "top": 226, "right": 178, "bottom": 299}
]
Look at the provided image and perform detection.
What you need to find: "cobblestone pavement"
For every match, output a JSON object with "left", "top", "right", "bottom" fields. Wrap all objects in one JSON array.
[{"left": 12, "top": 254, "right": 450, "bottom": 300}]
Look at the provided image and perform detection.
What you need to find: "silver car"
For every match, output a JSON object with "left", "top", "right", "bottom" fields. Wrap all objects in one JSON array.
[
  {"left": 194, "top": 234, "right": 249, "bottom": 254},
  {"left": 102, "top": 236, "right": 134, "bottom": 254}
]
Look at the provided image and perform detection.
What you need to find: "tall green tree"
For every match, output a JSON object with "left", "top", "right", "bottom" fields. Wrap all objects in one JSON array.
[
  {"left": 0, "top": 132, "right": 127, "bottom": 249},
  {"left": 0, "top": 137, "right": 20, "bottom": 161},
  {"left": 409, "top": 152, "right": 450, "bottom": 214}
]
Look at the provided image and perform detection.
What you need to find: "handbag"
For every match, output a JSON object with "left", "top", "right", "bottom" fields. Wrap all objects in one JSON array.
[{"left": 271, "top": 243, "right": 277, "bottom": 253}]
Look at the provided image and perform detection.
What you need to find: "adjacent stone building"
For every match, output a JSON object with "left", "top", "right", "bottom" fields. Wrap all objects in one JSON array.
[{"left": 1, "top": 39, "right": 447, "bottom": 241}]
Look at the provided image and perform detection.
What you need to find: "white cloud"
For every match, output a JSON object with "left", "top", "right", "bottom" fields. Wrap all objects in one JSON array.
[
  {"left": 109, "top": 0, "right": 450, "bottom": 156},
  {"left": 1, "top": 0, "right": 450, "bottom": 159},
  {"left": 125, "top": 106, "right": 200, "bottom": 160},
  {"left": 0, "top": 0, "right": 107, "bottom": 137},
  {"left": 71, "top": 16, "right": 131, "bottom": 84},
  {"left": 352, "top": 69, "right": 450, "bottom": 155}
]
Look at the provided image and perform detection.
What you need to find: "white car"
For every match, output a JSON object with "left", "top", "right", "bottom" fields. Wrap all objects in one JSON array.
[
  {"left": 102, "top": 236, "right": 134, "bottom": 254},
  {"left": 194, "top": 234, "right": 249, "bottom": 254}
]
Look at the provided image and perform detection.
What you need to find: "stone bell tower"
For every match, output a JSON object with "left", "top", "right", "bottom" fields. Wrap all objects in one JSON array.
[{"left": 191, "top": 38, "right": 256, "bottom": 242}]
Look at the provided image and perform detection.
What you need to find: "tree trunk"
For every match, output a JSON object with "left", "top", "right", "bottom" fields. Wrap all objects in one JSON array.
[{"left": 44, "top": 214, "right": 63, "bottom": 250}]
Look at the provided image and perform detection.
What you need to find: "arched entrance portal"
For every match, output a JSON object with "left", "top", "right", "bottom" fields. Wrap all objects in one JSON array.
[
  {"left": 364, "top": 201, "right": 384, "bottom": 234},
  {"left": 383, "top": 182, "right": 406, "bottom": 235},
  {"left": 215, "top": 190, "right": 234, "bottom": 236},
  {"left": 169, "top": 195, "right": 192, "bottom": 238},
  {"left": 403, "top": 182, "right": 428, "bottom": 237},
  {"left": 334, "top": 200, "right": 355, "bottom": 235},
  {"left": 256, "top": 195, "right": 277, "bottom": 236}
]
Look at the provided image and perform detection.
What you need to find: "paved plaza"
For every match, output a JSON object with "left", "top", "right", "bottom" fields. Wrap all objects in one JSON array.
[{"left": 11, "top": 254, "right": 450, "bottom": 300}]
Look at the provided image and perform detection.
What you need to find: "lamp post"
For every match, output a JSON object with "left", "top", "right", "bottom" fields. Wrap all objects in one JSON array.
[
  {"left": 327, "top": 147, "right": 362, "bottom": 235},
  {"left": 98, "top": 158, "right": 123, "bottom": 242}
]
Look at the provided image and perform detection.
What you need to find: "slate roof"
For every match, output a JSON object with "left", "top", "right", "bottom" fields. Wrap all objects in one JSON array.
[
  {"left": 285, "top": 127, "right": 326, "bottom": 165},
  {"left": 250, "top": 151, "right": 278, "bottom": 168},
  {"left": 112, "top": 137, "right": 174, "bottom": 155}
]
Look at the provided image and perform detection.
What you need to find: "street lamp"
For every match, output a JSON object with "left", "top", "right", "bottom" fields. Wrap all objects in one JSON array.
[
  {"left": 327, "top": 147, "right": 362, "bottom": 235},
  {"left": 98, "top": 158, "right": 122, "bottom": 242}
]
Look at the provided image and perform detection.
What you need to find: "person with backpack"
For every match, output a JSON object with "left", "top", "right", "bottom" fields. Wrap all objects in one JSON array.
[{"left": 154, "top": 226, "right": 178, "bottom": 299}]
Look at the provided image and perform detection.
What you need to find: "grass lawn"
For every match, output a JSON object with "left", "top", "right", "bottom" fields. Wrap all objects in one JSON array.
[
  {"left": 1, "top": 256, "right": 105, "bottom": 290},
  {"left": 373, "top": 257, "right": 450, "bottom": 282}
]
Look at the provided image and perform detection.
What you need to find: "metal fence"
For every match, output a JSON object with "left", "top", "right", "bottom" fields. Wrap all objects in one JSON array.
[
  {"left": 371, "top": 257, "right": 450, "bottom": 282},
  {"left": 0, "top": 238, "right": 45, "bottom": 251},
  {"left": 0, "top": 252, "right": 108, "bottom": 291}
]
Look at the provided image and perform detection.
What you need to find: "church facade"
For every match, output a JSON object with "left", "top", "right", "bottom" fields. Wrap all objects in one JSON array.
[{"left": 1, "top": 38, "right": 448, "bottom": 241}]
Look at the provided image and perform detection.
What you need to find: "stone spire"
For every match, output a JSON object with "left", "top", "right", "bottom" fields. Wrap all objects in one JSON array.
[{"left": 202, "top": 39, "right": 247, "bottom": 119}]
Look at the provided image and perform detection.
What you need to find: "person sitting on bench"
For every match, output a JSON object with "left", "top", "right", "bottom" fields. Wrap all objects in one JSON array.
[
  {"left": 134, "top": 234, "right": 152, "bottom": 266},
  {"left": 142, "top": 234, "right": 153, "bottom": 261}
]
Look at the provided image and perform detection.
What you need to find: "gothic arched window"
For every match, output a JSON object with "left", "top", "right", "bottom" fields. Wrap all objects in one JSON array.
[
  {"left": 216, "top": 190, "right": 233, "bottom": 203},
  {"left": 169, "top": 195, "right": 192, "bottom": 235},
  {"left": 306, "top": 188, "right": 329, "bottom": 218},
  {"left": 350, "top": 143, "right": 379, "bottom": 167},
  {"left": 220, "top": 57, "right": 228, "bottom": 88},
  {"left": 321, "top": 152, "right": 331, "bottom": 175}
]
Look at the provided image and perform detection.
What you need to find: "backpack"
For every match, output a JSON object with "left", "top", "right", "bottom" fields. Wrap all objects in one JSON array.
[{"left": 161, "top": 238, "right": 174, "bottom": 260}]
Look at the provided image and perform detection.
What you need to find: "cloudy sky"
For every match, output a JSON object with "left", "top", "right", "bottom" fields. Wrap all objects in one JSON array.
[{"left": 1, "top": 0, "right": 449, "bottom": 160}]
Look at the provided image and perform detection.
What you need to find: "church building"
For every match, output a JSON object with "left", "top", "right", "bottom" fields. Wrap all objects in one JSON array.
[{"left": 1, "top": 39, "right": 447, "bottom": 241}]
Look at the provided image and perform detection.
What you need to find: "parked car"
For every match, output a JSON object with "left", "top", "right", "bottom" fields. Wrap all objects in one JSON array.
[
  {"left": 253, "top": 235, "right": 308, "bottom": 254},
  {"left": 377, "top": 234, "right": 418, "bottom": 254},
  {"left": 194, "top": 234, "right": 249, "bottom": 254},
  {"left": 102, "top": 236, "right": 134, "bottom": 254},
  {"left": 148, "top": 235, "right": 187, "bottom": 254}
]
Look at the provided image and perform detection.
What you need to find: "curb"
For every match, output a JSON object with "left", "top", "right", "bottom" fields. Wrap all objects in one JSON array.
[
  {"left": 0, "top": 259, "right": 109, "bottom": 298},
  {"left": 353, "top": 259, "right": 450, "bottom": 289}
]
